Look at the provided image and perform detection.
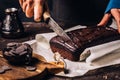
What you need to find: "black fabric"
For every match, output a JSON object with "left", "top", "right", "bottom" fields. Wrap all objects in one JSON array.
[
  {"left": 0, "top": 0, "right": 109, "bottom": 26},
  {"left": 0, "top": 0, "right": 33, "bottom": 22},
  {"left": 48, "top": 0, "right": 109, "bottom": 27}
]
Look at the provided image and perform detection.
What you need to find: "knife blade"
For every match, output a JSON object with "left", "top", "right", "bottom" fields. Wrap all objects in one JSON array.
[
  {"left": 43, "top": 12, "right": 76, "bottom": 50},
  {"left": 47, "top": 17, "right": 71, "bottom": 41}
]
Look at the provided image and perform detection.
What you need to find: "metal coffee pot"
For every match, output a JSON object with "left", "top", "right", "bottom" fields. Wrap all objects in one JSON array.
[{"left": 0, "top": 8, "right": 24, "bottom": 39}]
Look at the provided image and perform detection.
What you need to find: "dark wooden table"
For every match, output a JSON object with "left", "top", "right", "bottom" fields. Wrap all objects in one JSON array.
[{"left": 0, "top": 22, "right": 120, "bottom": 80}]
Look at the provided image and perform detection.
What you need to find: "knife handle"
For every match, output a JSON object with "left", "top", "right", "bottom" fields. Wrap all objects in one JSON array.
[{"left": 43, "top": 11, "right": 50, "bottom": 22}]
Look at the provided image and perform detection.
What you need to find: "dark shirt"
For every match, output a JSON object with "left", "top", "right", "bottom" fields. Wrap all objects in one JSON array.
[{"left": 105, "top": 0, "right": 120, "bottom": 13}]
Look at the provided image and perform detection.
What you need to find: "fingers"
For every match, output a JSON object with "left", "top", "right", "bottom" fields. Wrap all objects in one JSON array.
[
  {"left": 111, "top": 9, "right": 120, "bottom": 33},
  {"left": 34, "top": 0, "right": 44, "bottom": 21},
  {"left": 19, "top": 0, "right": 47, "bottom": 21},
  {"left": 19, "top": 0, "right": 34, "bottom": 18},
  {"left": 19, "top": 0, "right": 27, "bottom": 12},
  {"left": 19, "top": 0, "right": 23, "bottom": 7},
  {"left": 22, "top": 0, "right": 27, "bottom": 12},
  {"left": 25, "top": 0, "right": 34, "bottom": 18},
  {"left": 97, "top": 13, "right": 111, "bottom": 27}
]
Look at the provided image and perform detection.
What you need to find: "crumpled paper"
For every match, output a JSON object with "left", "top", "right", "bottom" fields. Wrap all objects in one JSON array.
[
  {"left": 25, "top": 25, "right": 120, "bottom": 77},
  {"left": 80, "top": 40, "right": 120, "bottom": 66}
]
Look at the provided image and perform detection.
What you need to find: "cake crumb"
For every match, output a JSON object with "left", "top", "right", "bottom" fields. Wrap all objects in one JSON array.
[{"left": 103, "top": 75, "right": 108, "bottom": 79}]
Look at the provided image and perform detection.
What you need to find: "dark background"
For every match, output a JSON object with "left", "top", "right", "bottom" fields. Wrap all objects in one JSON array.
[
  {"left": 0, "top": 0, "right": 109, "bottom": 27},
  {"left": 0, "top": 0, "right": 34, "bottom": 22}
]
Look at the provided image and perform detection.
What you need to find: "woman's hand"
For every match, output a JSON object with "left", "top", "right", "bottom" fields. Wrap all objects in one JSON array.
[{"left": 19, "top": 0, "right": 48, "bottom": 22}]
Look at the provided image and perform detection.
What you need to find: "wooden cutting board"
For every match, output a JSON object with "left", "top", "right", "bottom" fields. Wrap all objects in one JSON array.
[{"left": 0, "top": 51, "right": 48, "bottom": 80}]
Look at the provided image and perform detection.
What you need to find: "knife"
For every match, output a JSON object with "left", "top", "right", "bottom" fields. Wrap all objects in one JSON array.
[{"left": 43, "top": 12, "right": 76, "bottom": 50}]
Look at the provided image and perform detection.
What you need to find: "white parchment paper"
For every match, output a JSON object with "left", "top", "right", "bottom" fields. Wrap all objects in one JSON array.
[{"left": 25, "top": 24, "right": 120, "bottom": 77}]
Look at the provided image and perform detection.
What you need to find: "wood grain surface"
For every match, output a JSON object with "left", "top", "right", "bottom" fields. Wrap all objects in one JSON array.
[
  {"left": 0, "top": 51, "right": 47, "bottom": 80},
  {"left": 0, "top": 51, "right": 64, "bottom": 80}
]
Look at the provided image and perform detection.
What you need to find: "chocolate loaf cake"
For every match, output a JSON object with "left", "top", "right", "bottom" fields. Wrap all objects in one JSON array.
[{"left": 50, "top": 27, "right": 120, "bottom": 61}]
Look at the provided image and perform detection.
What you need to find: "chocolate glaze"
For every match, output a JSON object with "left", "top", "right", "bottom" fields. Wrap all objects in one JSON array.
[{"left": 50, "top": 27, "right": 120, "bottom": 61}]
